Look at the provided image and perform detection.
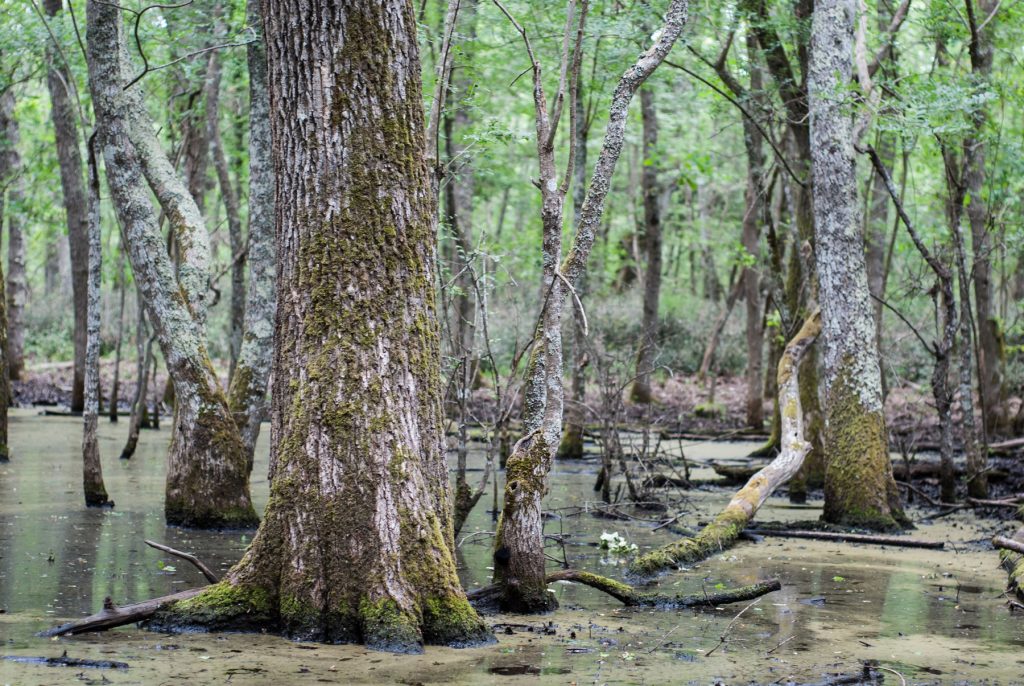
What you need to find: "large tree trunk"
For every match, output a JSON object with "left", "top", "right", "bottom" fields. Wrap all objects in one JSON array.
[
  {"left": 629, "top": 88, "right": 663, "bottom": 404},
  {"left": 0, "top": 92, "right": 27, "bottom": 382},
  {"left": 82, "top": 143, "right": 111, "bottom": 507},
  {"left": 226, "top": 0, "right": 276, "bottom": 467},
  {"left": 809, "top": 0, "right": 907, "bottom": 530},
  {"left": 87, "top": 0, "right": 257, "bottom": 528},
  {"left": 43, "top": 0, "right": 89, "bottom": 412},
  {"left": 152, "top": 0, "right": 490, "bottom": 652}
]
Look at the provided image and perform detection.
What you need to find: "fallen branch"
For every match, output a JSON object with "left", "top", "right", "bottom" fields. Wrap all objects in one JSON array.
[
  {"left": 744, "top": 529, "right": 944, "bottom": 549},
  {"left": 144, "top": 540, "right": 220, "bottom": 583},
  {"left": 3, "top": 652, "right": 129, "bottom": 669},
  {"left": 468, "top": 569, "right": 780, "bottom": 608},
  {"left": 994, "top": 535, "right": 1024, "bottom": 556},
  {"left": 997, "top": 528, "right": 1024, "bottom": 605},
  {"left": 629, "top": 311, "right": 821, "bottom": 580},
  {"left": 39, "top": 589, "right": 203, "bottom": 637}
]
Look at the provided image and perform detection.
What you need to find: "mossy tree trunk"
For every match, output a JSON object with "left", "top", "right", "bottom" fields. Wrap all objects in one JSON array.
[
  {"left": 87, "top": 0, "right": 257, "bottom": 529},
  {"left": 43, "top": 0, "right": 88, "bottom": 412},
  {"left": 809, "top": 0, "right": 907, "bottom": 531},
  {"left": 630, "top": 311, "right": 821, "bottom": 579},
  {"left": 226, "top": 0, "right": 275, "bottom": 467},
  {"left": 629, "top": 87, "right": 663, "bottom": 404},
  {"left": 153, "top": 0, "right": 491, "bottom": 652}
]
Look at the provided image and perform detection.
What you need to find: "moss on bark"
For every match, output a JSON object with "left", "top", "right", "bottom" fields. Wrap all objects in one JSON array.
[{"left": 628, "top": 507, "right": 749, "bottom": 580}]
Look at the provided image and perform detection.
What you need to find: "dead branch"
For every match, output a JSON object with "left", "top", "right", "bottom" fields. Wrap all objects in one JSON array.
[
  {"left": 39, "top": 588, "right": 203, "bottom": 638},
  {"left": 744, "top": 529, "right": 944, "bottom": 549},
  {"left": 144, "top": 539, "right": 220, "bottom": 583}
]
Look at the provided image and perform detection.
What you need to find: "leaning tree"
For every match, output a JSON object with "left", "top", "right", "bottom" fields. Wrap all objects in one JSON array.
[{"left": 149, "top": 0, "right": 491, "bottom": 652}]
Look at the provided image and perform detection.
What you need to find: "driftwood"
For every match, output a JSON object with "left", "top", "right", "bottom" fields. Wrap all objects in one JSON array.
[
  {"left": 468, "top": 569, "right": 780, "bottom": 608},
  {"left": 629, "top": 311, "right": 821, "bottom": 579},
  {"left": 41, "top": 540, "right": 217, "bottom": 638},
  {"left": 744, "top": 529, "right": 944, "bottom": 549},
  {"left": 3, "top": 652, "right": 129, "bottom": 669}
]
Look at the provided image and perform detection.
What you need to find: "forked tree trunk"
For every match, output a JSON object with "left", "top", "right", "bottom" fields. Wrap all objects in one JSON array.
[
  {"left": 629, "top": 88, "right": 663, "bottom": 404},
  {"left": 495, "top": 0, "right": 690, "bottom": 613},
  {"left": 226, "top": 0, "right": 275, "bottom": 467},
  {"left": 152, "top": 0, "right": 490, "bottom": 652},
  {"left": 43, "top": 0, "right": 89, "bottom": 413},
  {"left": 809, "top": 0, "right": 906, "bottom": 530},
  {"left": 82, "top": 142, "right": 111, "bottom": 507},
  {"left": 87, "top": 0, "right": 257, "bottom": 528},
  {"left": 0, "top": 91, "right": 27, "bottom": 382}
]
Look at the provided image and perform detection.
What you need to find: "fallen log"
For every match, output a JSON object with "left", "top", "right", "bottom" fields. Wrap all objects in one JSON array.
[
  {"left": 629, "top": 311, "right": 821, "bottom": 580},
  {"left": 468, "top": 570, "right": 780, "bottom": 608},
  {"left": 996, "top": 529, "right": 1024, "bottom": 604},
  {"left": 711, "top": 462, "right": 764, "bottom": 483},
  {"left": 642, "top": 474, "right": 691, "bottom": 489},
  {"left": 40, "top": 589, "right": 204, "bottom": 637},
  {"left": 3, "top": 652, "right": 129, "bottom": 669},
  {"left": 744, "top": 529, "right": 944, "bottom": 549}
]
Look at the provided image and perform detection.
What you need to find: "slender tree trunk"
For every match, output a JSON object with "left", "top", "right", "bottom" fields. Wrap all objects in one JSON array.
[
  {"left": 557, "top": 73, "right": 589, "bottom": 459},
  {"left": 809, "top": 0, "right": 906, "bottom": 530},
  {"left": 43, "top": 0, "right": 89, "bottom": 412},
  {"left": 0, "top": 97, "right": 10, "bottom": 460},
  {"left": 0, "top": 92, "right": 27, "bottom": 382},
  {"left": 964, "top": 0, "right": 1003, "bottom": 440},
  {"left": 629, "top": 88, "right": 662, "bottom": 404},
  {"left": 153, "top": 0, "right": 491, "bottom": 651},
  {"left": 121, "top": 300, "right": 150, "bottom": 459},
  {"left": 88, "top": 0, "right": 257, "bottom": 528},
  {"left": 82, "top": 142, "right": 111, "bottom": 507},
  {"left": 741, "top": 118, "right": 765, "bottom": 429},
  {"left": 109, "top": 249, "right": 126, "bottom": 422},
  {"left": 204, "top": 49, "right": 246, "bottom": 385},
  {"left": 226, "top": 0, "right": 276, "bottom": 467}
]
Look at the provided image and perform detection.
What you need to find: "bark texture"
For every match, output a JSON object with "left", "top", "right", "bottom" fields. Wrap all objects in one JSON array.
[
  {"left": 809, "top": 0, "right": 906, "bottom": 530},
  {"left": 82, "top": 143, "right": 111, "bottom": 507},
  {"left": 43, "top": 0, "right": 89, "bottom": 412},
  {"left": 226, "top": 0, "right": 276, "bottom": 466},
  {"left": 0, "top": 91, "right": 26, "bottom": 381},
  {"left": 154, "top": 0, "right": 490, "bottom": 652},
  {"left": 629, "top": 88, "right": 662, "bottom": 404},
  {"left": 87, "top": 0, "right": 257, "bottom": 528}
]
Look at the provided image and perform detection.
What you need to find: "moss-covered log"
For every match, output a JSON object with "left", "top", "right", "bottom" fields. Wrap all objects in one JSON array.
[
  {"left": 630, "top": 311, "right": 820, "bottom": 580},
  {"left": 469, "top": 569, "right": 780, "bottom": 609},
  {"left": 995, "top": 530, "right": 1024, "bottom": 604}
]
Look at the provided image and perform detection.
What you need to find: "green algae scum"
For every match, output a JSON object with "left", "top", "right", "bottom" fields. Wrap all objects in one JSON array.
[{"left": 0, "top": 410, "right": 1022, "bottom": 684}]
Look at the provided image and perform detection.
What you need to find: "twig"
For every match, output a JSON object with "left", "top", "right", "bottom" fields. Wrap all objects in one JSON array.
[
  {"left": 705, "top": 597, "right": 762, "bottom": 656},
  {"left": 877, "top": 666, "right": 907, "bottom": 686},
  {"left": 144, "top": 539, "right": 219, "bottom": 583}
]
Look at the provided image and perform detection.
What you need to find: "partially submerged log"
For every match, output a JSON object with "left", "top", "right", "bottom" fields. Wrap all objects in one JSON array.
[
  {"left": 468, "top": 569, "right": 780, "bottom": 609},
  {"left": 643, "top": 473, "right": 691, "bottom": 489},
  {"left": 629, "top": 311, "right": 821, "bottom": 580},
  {"left": 712, "top": 462, "right": 764, "bottom": 483},
  {"left": 995, "top": 529, "right": 1024, "bottom": 604},
  {"left": 745, "top": 528, "right": 944, "bottom": 549},
  {"left": 40, "top": 589, "right": 203, "bottom": 637},
  {"left": 3, "top": 653, "right": 129, "bottom": 669}
]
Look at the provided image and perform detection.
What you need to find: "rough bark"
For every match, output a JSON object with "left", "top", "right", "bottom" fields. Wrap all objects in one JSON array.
[
  {"left": 43, "top": 0, "right": 88, "bottom": 412},
  {"left": 629, "top": 87, "right": 662, "bottom": 404},
  {"left": 964, "top": 0, "right": 1004, "bottom": 439},
  {"left": 0, "top": 98, "right": 9, "bottom": 460},
  {"left": 120, "top": 301, "right": 152, "bottom": 459},
  {"left": 87, "top": 0, "right": 257, "bottom": 528},
  {"left": 809, "top": 0, "right": 907, "bottom": 530},
  {"left": 226, "top": 0, "right": 276, "bottom": 467},
  {"left": 109, "top": 250, "right": 126, "bottom": 422},
  {"left": 496, "top": 0, "right": 690, "bottom": 613},
  {"left": 0, "top": 91, "right": 26, "bottom": 381},
  {"left": 153, "top": 0, "right": 490, "bottom": 652},
  {"left": 82, "top": 142, "right": 111, "bottom": 507},
  {"left": 630, "top": 311, "right": 820, "bottom": 579}
]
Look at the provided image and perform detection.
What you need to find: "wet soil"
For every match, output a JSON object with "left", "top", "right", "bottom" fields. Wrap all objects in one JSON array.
[{"left": 0, "top": 410, "right": 1022, "bottom": 684}]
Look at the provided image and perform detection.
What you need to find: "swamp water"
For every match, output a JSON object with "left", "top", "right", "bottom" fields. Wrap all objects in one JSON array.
[{"left": 0, "top": 409, "right": 1022, "bottom": 684}]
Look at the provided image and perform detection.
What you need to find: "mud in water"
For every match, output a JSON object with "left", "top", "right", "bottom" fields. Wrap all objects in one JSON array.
[{"left": 0, "top": 410, "right": 1022, "bottom": 684}]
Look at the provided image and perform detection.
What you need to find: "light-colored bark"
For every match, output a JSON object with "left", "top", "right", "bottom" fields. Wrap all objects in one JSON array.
[
  {"left": 810, "top": 0, "right": 906, "bottom": 530},
  {"left": 630, "top": 311, "right": 820, "bottom": 579},
  {"left": 82, "top": 143, "right": 111, "bottom": 507},
  {"left": 109, "top": 249, "right": 126, "bottom": 422},
  {"left": 154, "top": 0, "right": 490, "bottom": 652},
  {"left": 87, "top": 0, "right": 256, "bottom": 528},
  {"left": 226, "top": 0, "right": 276, "bottom": 466},
  {"left": 629, "top": 87, "right": 663, "bottom": 404}
]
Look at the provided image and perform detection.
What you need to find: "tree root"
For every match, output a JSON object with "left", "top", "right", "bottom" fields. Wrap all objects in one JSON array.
[{"left": 468, "top": 569, "right": 780, "bottom": 609}]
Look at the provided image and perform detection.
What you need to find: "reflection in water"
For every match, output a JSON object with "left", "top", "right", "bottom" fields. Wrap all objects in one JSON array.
[{"left": 0, "top": 409, "right": 1022, "bottom": 684}]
